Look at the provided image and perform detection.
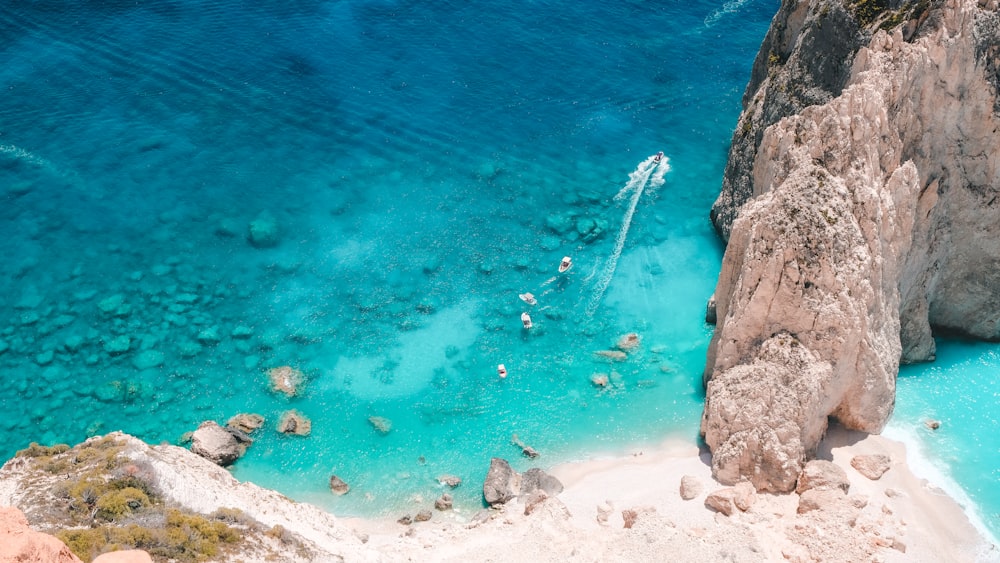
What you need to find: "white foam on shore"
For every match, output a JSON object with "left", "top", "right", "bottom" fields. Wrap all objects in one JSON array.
[{"left": 883, "top": 422, "right": 1000, "bottom": 548}]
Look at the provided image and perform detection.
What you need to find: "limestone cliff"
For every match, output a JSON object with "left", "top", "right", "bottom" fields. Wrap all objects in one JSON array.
[
  {"left": 0, "top": 433, "right": 376, "bottom": 562},
  {"left": 703, "top": 0, "right": 1000, "bottom": 492}
]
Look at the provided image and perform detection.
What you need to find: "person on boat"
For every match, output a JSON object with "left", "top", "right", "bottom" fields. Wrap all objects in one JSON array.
[
  {"left": 521, "top": 312, "right": 533, "bottom": 329},
  {"left": 653, "top": 151, "right": 664, "bottom": 163},
  {"left": 558, "top": 256, "right": 573, "bottom": 273},
  {"left": 497, "top": 364, "right": 508, "bottom": 378}
]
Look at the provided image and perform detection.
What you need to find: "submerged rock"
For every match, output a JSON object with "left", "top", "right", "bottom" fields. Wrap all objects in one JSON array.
[
  {"left": 329, "top": 475, "right": 350, "bottom": 495},
  {"left": 594, "top": 350, "right": 627, "bottom": 362},
  {"left": 268, "top": 366, "right": 304, "bottom": 397},
  {"left": 368, "top": 416, "right": 392, "bottom": 435},
  {"left": 437, "top": 474, "right": 462, "bottom": 488},
  {"left": 277, "top": 410, "right": 311, "bottom": 436},
  {"left": 615, "top": 332, "right": 640, "bottom": 352},
  {"left": 247, "top": 213, "right": 280, "bottom": 248},
  {"left": 131, "top": 349, "right": 165, "bottom": 370},
  {"left": 226, "top": 413, "right": 265, "bottom": 434},
  {"left": 103, "top": 335, "right": 131, "bottom": 355}
]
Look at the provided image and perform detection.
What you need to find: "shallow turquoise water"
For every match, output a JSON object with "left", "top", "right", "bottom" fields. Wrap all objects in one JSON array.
[
  {"left": 1, "top": 0, "right": 996, "bottom": 534},
  {"left": 891, "top": 340, "right": 1000, "bottom": 540},
  {"left": 0, "top": 0, "right": 775, "bottom": 517}
]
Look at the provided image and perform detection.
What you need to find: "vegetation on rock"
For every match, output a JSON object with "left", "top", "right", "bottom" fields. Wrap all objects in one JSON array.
[{"left": 6, "top": 434, "right": 298, "bottom": 562}]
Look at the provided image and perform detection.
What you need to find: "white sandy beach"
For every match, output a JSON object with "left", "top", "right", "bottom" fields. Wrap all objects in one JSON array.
[{"left": 347, "top": 425, "right": 997, "bottom": 562}]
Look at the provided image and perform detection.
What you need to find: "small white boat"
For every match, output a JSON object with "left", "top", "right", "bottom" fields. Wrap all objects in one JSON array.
[
  {"left": 558, "top": 256, "right": 572, "bottom": 273},
  {"left": 518, "top": 292, "right": 537, "bottom": 305},
  {"left": 521, "top": 312, "right": 533, "bottom": 329}
]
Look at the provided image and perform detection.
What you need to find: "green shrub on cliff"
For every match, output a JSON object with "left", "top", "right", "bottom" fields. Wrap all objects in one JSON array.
[
  {"left": 57, "top": 509, "right": 242, "bottom": 562},
  {"left": 95, "top": 487, "right": 150, "bottom": 521},
  {"left": 15, "top": 442, "right": 70, "bottom": 458},
  {"left": 849, "top": 0, "right": 891, "bottom": 27}
]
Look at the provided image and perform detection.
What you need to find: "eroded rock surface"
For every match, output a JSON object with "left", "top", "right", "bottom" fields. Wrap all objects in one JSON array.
[
  {"left": 703, "top": 0, "right": 1000, "bottom": 492},
  {"left": 0, "top": 507, "right": 83, "bottom": 563}
]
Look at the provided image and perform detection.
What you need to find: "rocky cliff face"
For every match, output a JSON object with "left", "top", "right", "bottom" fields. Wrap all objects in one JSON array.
[
  {"left": 703, "top": 0, "right": 1000, "bottom": 492},
  {"left": 0, "top": 433, "right": 375, "bottom": 562}
]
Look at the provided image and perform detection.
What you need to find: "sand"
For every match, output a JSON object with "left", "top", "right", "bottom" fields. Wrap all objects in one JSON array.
[{"left": 346, "top": 425, "right": 998, "bottom": 562}]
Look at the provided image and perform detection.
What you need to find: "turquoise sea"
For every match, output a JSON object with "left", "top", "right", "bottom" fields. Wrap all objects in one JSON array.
[{"left": 0, "top": 0, "right": 996, "bottom": 538}]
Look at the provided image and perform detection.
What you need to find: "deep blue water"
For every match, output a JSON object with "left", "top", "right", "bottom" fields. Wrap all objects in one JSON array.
[{"left": 1, "top": 0, "right": 995, "bottom": 536}]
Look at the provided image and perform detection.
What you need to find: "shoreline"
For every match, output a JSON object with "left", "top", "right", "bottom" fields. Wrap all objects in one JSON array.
[
  {"left": 882, "top": 422, "right": 1000, "bottom": 547},
  {"left": 341, "top": 424, "right": 996, "bottom": 562}
]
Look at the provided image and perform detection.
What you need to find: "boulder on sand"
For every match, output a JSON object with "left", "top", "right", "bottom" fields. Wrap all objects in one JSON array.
[{"left": 483, "top": 458, "right": 521, "bottom": 507}]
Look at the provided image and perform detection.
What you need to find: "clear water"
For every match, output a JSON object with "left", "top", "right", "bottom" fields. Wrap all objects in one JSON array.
[
  {"left": 1, "top": 0, "right": 995, "bottom": 536},
  {"left": 890, "top": 340, "right": 1000, "bottom": 541}
]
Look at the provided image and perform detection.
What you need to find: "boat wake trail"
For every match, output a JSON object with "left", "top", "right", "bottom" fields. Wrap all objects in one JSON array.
[
  {"left": 0, "top": 143, "right": 77, "bottom": 184},
  {"left": 586, "top": 153, "right": 669, "bottom": 316},
  {"left": 704, "top": 0, "right": 753, "bottom": 28}
]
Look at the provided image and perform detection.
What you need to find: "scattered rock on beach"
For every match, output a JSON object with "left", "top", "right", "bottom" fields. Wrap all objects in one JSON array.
[
  {"left": 621, "top": 509, "right": 638, "bottom": 529},
  {"left": 704, "top": 482, "right": 755, "bottom": 516},
  {"left": 520, "top": 468, "right": 564, "bottom": 498},
  {"left": 705, "top": 488, "right": 737, "bottom": 516},
  {"left": 680, "top": 475, "right": 703, "bottom": 500},
  {"left": 483, "top": 458, "right": 521, "bottom": 507},
  {"left": 797, "top": 488, "right": 844, "bottom": 514},
  {"left": 434, "top": 493, "right": 453, "bottom": 511},
  {"left": 414, "top": 509, "right": 432, "bottom": 522},
  {"left": 850, "top": 454, "right": 892, "bottom": 480},
  {"left": 796, "top": 460, "right": 849, "bottom": 494},
  {"left": 733, "top": 481, "right": 756, "bottom": 512}
]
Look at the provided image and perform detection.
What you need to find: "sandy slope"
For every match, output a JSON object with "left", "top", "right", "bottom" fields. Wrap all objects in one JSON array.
[{"left": 348, "top": 426, "right": 997, "bottom": 562}]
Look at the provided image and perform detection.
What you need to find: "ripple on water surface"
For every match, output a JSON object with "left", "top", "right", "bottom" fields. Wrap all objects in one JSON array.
[{"left": 0, "top": 0, "right": 784, "bottom": 517}]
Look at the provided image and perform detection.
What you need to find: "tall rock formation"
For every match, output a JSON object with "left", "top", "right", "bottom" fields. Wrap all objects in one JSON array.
[{"left": 703, "top": 0, "right": 1000, "bottom": 492}]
